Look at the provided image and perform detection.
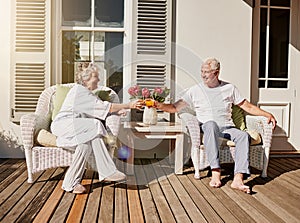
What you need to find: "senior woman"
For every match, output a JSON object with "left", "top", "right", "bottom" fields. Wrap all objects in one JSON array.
[{"left": 51, "top": 63, "right": 143, "bottom": 194}]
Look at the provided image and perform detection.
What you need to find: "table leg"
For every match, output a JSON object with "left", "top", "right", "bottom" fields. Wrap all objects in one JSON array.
[
  {"left": 175, "top": 133, "right": 184, "bottom": 174},
  {"left": 126, "top": 133, "right": 135, "bottom": 175}
]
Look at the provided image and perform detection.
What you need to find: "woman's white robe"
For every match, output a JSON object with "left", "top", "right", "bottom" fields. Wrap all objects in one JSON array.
[{"left": 51, "top": 84, "right": 111, "bottom": 148}]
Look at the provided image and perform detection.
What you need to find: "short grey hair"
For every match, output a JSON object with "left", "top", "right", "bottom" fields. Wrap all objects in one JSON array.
[
  {"left": 203, "top": 58, "right": 220, "bottom": 71},
  {"left": 76, "top": 62, "right": 99, "bottom": 85}
]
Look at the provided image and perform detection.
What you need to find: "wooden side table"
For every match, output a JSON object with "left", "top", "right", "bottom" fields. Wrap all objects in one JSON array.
[{"left": 121, "top": 121, "right": 184, "bottom": 175}]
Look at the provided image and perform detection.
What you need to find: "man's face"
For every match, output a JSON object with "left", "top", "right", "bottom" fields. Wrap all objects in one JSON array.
[{"left": 201, "top": 64, "right": 219, "bottom": 87}]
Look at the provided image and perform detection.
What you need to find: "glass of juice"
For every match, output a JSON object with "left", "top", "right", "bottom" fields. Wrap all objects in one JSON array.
[{"left": 144, "top": 99, "right": 154, "bottom": 107}]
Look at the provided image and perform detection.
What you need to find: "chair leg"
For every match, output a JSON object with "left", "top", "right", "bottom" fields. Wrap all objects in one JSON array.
[
  {"left": 261, "top": 147, "right": 270, "bottom": 178},
  {"left": 24, "top": 149, "right": 34, "bottom": 183}
]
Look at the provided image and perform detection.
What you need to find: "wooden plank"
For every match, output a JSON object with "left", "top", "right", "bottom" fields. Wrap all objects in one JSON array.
[
  {"left": 220, "top": 182, "right": 272, "bottom": 223},
  {"left": 253, "top": 172, "right": 300, "bottom": 219},
  {"left": 206, "top": 172, "right": 286, "bottom": 223},
  {"left": 1, "top": 168, "right": 57, "bottom": 222},
  {"left": 0, "top": 168, "right": 44, "bottom": 218},
  {"left": 0, "top": 158, "right": 8, "bottom": 165},
  {"left": 141, "top": 159, "right": 176, "bottom": 223},
  {"left": 134, "top": 159, "right": 160, "bottom": 223},
  {"left": 0, "top": 162, "right": 26, "bottom": 193},
  {"left": 16, "top": 168, "right": 65, "bottom": 222},
  {"left": 150, "top": 160, "right": 192, "bottom": 223},
  {"left": 98, "top": 182, "right": 114, "bottom": 222},
  {"left": 0, "top": 159, "right": 19, "bottom": 174},
  {"left": 184, "top": 173, "right": 240, "bottom": 223},
  {"left": 66, "top": 170, "right": 94, "bottom": 223},
  {"left": 199, "top": 175, "right": 257, "bottom": 223},
  {"left": 0, "top": 164, "right": 28, "bottom": 205},
  {"left": 268, "top": 163, "right": 300, "bottom": 194},
  {"left": 114, "top": 160, "right": 129, "bottom": 223},
  {"left": 33, "top": 180, "right": 64, "bottom": 223},
  {"left": 49, "top": 189, "right": 76, "bottom": 222},
  {"left": 1, "top": 158, "right": 300, "bottom": 222},
  {"left": 127, "top": 175, "right": 144, "bottom": 223},
  {"left": 81, "top": 174, "right": 102, "bottom": 223},
  {"left": 0, "top": 159, "right": 24, "bottom": 182},
  {"left": 252, "top": 182, "right": 300, "bottom": 222}
]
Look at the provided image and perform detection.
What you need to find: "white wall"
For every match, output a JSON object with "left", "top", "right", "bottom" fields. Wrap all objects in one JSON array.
[
  {"left": 175, "top": 0, "right": 253, "bottom": 99},
  {"left": 0, "top": 0, "right": 24, "bottom": 158}
]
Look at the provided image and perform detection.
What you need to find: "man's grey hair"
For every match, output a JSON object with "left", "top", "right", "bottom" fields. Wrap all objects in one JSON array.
[{"left": 203, "top": 58, "right": 220, "bottom": 71}]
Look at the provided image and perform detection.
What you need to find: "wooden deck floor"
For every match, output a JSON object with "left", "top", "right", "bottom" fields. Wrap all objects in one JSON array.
[{"left": 0, "top": 157, "right": 300, "bottom": 223}]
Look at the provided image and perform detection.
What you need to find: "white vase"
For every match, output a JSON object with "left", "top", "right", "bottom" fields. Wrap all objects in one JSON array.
[{"left": 143, "top": 107, "right": 158, "bottom": 125}]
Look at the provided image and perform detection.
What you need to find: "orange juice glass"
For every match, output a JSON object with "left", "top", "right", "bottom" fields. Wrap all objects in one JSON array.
[{"left": 144, "top": 99, "right": 154, "bottom": 107}]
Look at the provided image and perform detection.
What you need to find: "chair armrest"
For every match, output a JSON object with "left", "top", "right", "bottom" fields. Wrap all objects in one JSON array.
[
  {"left": 105, "top": 114, "right": 121, "bottom": 136},
  {"left": 178, "top": 112, "right": 201, "bottom": 148},
  {"left": 20, "top": 113, "right": 51, "bottom": 150},
  {"left": 245, "top": 115, "right": 273, "bottom": 148}
]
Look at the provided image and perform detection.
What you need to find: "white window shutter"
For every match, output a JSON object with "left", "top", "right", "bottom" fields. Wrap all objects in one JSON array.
[
  {"left": 132, "top": 0, "right": 172, "bottom": 90},
  {"left": 10, "top": 0, "right": 51, "bottom": 122}
]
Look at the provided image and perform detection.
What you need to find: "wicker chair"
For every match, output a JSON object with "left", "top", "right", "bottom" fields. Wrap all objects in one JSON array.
[
  {"left": 20, "top": 84, "right": 121, "bottom": 183},
  {"left": 179, "top": 110, "right": 273, "bottom": 178}
]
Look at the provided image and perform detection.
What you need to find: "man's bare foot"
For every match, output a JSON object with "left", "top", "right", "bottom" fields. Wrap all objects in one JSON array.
[
  {"left": 231, "top": 173, "right": 251, "bottom": 194},
  {"left": 209, "top": 168, "right": 221, "bottom": 188},
  {"left": 231, "top": 183, "right": 251, "bottom": 194}
]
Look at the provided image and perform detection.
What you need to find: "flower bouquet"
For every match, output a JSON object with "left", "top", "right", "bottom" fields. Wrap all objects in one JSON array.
[
  {"left": 128, "top": 85, "right": 170, "bottom": 106},
  {"left": 128, "top": 85, "right": 170, "bottom": 124}
]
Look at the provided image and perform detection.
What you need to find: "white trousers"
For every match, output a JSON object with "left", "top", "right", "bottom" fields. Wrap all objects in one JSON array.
[{"left": 62, "top": 137, "right": 117, "bottom": 192}]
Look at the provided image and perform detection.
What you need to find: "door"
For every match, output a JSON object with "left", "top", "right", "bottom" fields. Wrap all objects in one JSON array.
[{"left": 252, "top": 0, "right": 300, "bottom": 150}]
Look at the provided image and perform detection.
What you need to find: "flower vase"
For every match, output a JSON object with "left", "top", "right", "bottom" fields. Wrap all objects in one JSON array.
[{"left": 143, "top": 106, "right": 158, "bottom": 125}]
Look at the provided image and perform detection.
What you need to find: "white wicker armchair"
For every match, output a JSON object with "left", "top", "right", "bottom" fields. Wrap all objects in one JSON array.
[
  {"left": 20, "top": 84, "right": 121, "bottom": 183},
  {"left": 179, "top": 110, "right": 273, "bottom": 178}
]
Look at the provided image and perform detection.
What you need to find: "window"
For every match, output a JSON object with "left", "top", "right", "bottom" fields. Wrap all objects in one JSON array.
[
  {"left": 61, "top": 0, "right": 124, "bottom": 97},
  {"left": 258, "top": 0, "right": 290, "bottom": 88}
]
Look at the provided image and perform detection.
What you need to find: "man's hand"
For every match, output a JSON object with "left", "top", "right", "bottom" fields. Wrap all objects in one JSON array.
[{"left": 267, "top": 114, "right": 277, "bottom": 130}]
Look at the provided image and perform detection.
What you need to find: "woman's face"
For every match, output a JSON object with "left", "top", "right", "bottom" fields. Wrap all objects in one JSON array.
[{"left": 84, "top": 72, "right": 99, "bottom": 90}]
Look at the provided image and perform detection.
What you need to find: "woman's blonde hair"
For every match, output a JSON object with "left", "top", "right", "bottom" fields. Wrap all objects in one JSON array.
[{"left": 76, "top": 62, "right": 99, "bottom": 85}]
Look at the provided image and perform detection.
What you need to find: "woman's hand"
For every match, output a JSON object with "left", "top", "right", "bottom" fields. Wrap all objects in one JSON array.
[
  {"left": 130, "top": 99, "right": 144, "bottom": 110},
  {"left": 117, "top": 109, "right": 128, "bottom": 116}
]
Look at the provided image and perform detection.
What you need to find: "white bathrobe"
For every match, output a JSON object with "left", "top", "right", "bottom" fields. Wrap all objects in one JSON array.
[
  {"left": 51, "top": 84, "right": 111, "bottom": 148},
  {"left": 50, "top": 84, "right": 117, "bottom": 191}
]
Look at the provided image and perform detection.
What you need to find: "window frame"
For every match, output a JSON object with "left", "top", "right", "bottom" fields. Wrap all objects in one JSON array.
[
  {"left": 52, "top": 0, "right": 132, "bottom": 102},
  {"left": 258, "top": 1, "right": 291, "bottom": 89}
]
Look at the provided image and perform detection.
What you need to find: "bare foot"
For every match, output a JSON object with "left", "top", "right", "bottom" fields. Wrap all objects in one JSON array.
[
  {"left": 231, "top": 173, "right": 251, "bottom": 194},
  {"left": 209, "top": 168, "right": 221, "bottom": 188},
  {"left": 231, "top": 183, "right": 251, "bottom": 194}
]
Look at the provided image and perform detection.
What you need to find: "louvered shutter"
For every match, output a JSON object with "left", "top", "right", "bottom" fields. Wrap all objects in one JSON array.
[
  {"left": 132, "top": 0, "right": 172, "bottom": 90},
  {"left": 10, "top": 0, "right": 51, "bottom": 122}
]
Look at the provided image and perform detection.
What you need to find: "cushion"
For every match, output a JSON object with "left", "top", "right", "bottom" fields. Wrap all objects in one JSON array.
[
  {"left": 218, "top": 130, "right": 262, "bottom": 147},
  {"left": 232, "top": 105, "right": 246, "bottom": 131},
  {"left": 51, "top": 85, "right": 113, "bottom": 121},
  {"left": 94, "top": 90, "right": 111, "bottom": 102},
  {"left": 247, "top": 130, "right": 262, "bottom": 145},
  {"left": 36, "top": 129, "right": 57, "bottom": 147},
  {"left": 51, "top": 84, "right": 71, "bottom": 121}
]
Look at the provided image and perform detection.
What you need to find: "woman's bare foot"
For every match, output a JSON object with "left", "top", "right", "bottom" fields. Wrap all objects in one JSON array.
[
  {"left": 209, "top": 168, "right": 222, "bottom": 188},
  {"left": 231, "top": 173, "right": 251, "bottom": 194}
]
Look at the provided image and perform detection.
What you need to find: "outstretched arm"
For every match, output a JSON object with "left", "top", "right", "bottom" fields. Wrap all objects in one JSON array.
[
  {"left": 154, "top": 99, "right": 189, "bottom": 113},
  {"left": 238, "top": 99, "right": 277, "bottom": 129},
  {"left": 109, "top": 100, "right": 144, "bottom": 113}
]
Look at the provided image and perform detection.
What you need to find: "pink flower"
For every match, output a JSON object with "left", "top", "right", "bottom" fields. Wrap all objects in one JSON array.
[
  {"left": 153, "top": 87, "right": 163, "bottom": 94},
  {"left": 142, "top": 88, "right": 150, "bottom": 98},
  {"left": 128, "top": 85, "right": 170, "bottom": 102},
  {"left": 128, "top": 85, "right": 141, "bottom": 97}
]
